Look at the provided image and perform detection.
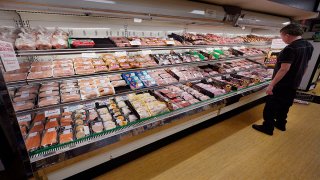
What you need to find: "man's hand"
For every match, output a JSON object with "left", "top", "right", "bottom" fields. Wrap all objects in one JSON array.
[{"left": 266, "top": 85, "right": 274, "bottom": 95}]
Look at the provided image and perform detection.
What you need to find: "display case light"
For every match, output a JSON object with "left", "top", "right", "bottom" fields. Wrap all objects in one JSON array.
[
  {"left": 282, "top": 21, "right": 290, "bottom": 25},
  {"left": 189, "top": 10, "right": 205, "bottom": 15},
  {"left": 134, "top": 18, "right": 142, "bottom": 23},
  {"left": 83, "top": 0, "right": 116, "bottom": 4}
]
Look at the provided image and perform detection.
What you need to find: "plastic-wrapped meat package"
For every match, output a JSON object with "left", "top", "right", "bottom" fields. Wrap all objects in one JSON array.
[
  {"left": 31, "top": 61, "right": 52, "bottom": 67},
  {"left": 94, "top": 66, "right": 108, "bottom": 72},
  {"left": 80, "top": 89, "right": 99, "bottom": 100},
  {"left": 29, "top": 121, "right": 44, "bottom": 133},
  {"left": 109, "top": 74, "right": 122, "bottom": 81},
  {"left": 180, "top": 92, "right": 194, "bottom": 101},
  {"left": 16, "top": 85, "right": 39, "bottom": 94},
  {"left": 25, "top": 132, "right": 41, "bottom": 151},
  {"left": 15, "top": 33, "right": 36, "bottom": 50},
  {"left": 13, "top": 93, "right": 36, "bottom": 102},
  {"left": 28, "top": 70, "right": 53, "bottom": 80},
  {"left": 60, "top": 116, "right": 73, "bottom": 127},
  {"left": 45, "top": 118, "right": 59, "bottom": 129},
  {"left": 111, "top": 80, "right": 127, "bottom": 87},
  {"left": 13, "top": 101, "right": 35, "bottom": 111},
  {"left": 51, "top": 29, "right": 68, "bottom": 49},
  {"left": 75, "top": 66, "right": 95, "bottom": 75},
  {"left": 53, "top": 60, "right": 73, "bottom": 68},
  {"left": 61, "top": 93, "right": 81, "bottom": 103},
  {"left": 54, "top": 67, "right": 75, "bottom": 77},
  {"left": 88, "top": 109, "right": 98, "bottom": 121},
  {"left": 98, "top": 86, "right": 115, "bottom": 96},
  {"left": 3, "top": 71, "right": 28, "bottom": 82},
  {"left": 38, "top": 90, "right": 59, "bottom": 98},
  {"left": 59, "top": 129, "right": 74, "bottom": 144},
  {"left": 41, "top": 128, "right": 58, "bottom": 147},
  {"left": 40, "top": 82, "right": 59, "bottom": 91},
  {"left": 36, "top": 32, "right": 52, "bottom": 50},
  {"left": 38, "top": 96, "right": 60, "bottom": 107}
]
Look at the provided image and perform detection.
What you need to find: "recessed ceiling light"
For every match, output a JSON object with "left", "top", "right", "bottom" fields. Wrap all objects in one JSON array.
[
  {"left": 83, "top": 0, "right": 116, "bottom": 4},
  {"left": 282, "top": 21, "right": 290, "bottom": 25},
  {"left": 189, "top": 10, "right": 205, "bottom": 15}
]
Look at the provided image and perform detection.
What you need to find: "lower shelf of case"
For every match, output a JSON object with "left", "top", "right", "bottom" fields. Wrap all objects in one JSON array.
[{"left": 33, "top": 87, "right": 267, "bottom": 180}]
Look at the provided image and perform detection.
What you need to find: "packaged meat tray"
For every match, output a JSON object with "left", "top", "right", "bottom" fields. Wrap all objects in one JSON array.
[
  {"left": 53, "top": 68, "right": 75, "bottom": 77},
  {"left": 27, "top": 71, "right": 53, "bottom": 80},
  {"left": 16, "top": 85, "right": 39, "bottom": 95},
  {"left": 45, "top": 118, "right": 59, "bottom": 129},
  {"left": 29, "top": 121, "right": 44, "bottom": 133},
  {"left": 38, "top": 90, "right": 59, "bottom": 98},
  {"left": 75, "top": 125, "right": 90, "bottom": 139},
  {"left": 60, "top": 116, "right": 73, "bottom": 127},
  {"left": 31, "top": 61, "right": 52, "bottom": 67},
  {"left": 25, "top": 132, "right": 41, "bottom": 152},
  {"left": 90, "top": 121, "right": 104, "bottom": 133},
  {"left": 34, "top": 113, "right": 45, "bottom": 122},
  {"left": 13, "top": 93, "right": 36, "bottom": 102},
  {"left": 38, "top": 96, "right": 60, "bottom": 107},
  {"left": 70, "top": 39, "right": 95, "bottom": 48},
  {"left": 4, "top": 73, "right": 28, "bottom": 82},
  {"left": 13, "top": 101, "right": 35, "bottom": 111},
  {"left": 41, "top": 128, "right": 58, "bottom": 147},
  {"left": 61, "top": 93, "right": 81, "bottom": 103},
  {"left": 59, "top": 129, "right": 74, "bottom": 144},
  {"left": 75, "top": 66, "right": 95, "bottom": 75}
]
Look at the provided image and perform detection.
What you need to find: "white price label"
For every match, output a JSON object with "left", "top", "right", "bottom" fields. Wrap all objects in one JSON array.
[
  {"left": 17, "top": 114, "right": 32, "bottom": 122},
  {"left": 84, "top": 102, "right": 95, "bottom": 109},
  {"left": 29, "top": 132, "right": 38, "bottom": 137},
  {"left": 64, "top": 105, "right": 81, "bottom": 112},
  {"left": 233, "top": 46, "right": 240, "bottom": 50},
  {"left": 139, "top": 50, "right": 152, "bottom": 56},
  {"left": 63, "top": 125, "right": 72, "bottom": 130},
  {"left": 206, "top": 48, "right": 213, "bottom": 51},
  {"left": 114, "top": 51, "right": 127, "bottom": 57},
  {"left": 166, "top": 40, "right": 175, "bottom": 45},
  {"left": 45, "top": 108, "right": 61, "bottom": 117},
  {"left": 129, "top": 41, "right": 141, "bottom": 46},
  {"left": 48, "top": 128, "right": 56, "bottom": 132},
  {"left": 16, "top": 101, "right": 26, "bottom": 106},
  {"left": 82, "top": 52, "right": 97, "bottom": 58},
  {"left": 84, "top": 126, "right": 90, "bottom": 135},
  {"left": 21, "top": 93, "right": 29, "bottom": 98},
  {"left": 46, "top": 90, "right": 53, "bottom": 94}
]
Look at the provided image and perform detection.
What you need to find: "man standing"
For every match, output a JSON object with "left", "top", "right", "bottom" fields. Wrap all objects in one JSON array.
[{"left": 252, "top": 23, "right": 314, "bottom": 135}]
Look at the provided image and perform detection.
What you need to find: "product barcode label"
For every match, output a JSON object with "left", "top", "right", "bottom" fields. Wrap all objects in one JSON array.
[
  {"left": 84, "top": 126, "right": 90, "bottom": 135},
  {"left": 17, "top": 114, "right": 32, "bottom": 122},
  {"left": 64, "top": 105, "right": 81, "bottom": 112},
  {"left": 48, "top": 128, "right": 56, "bottom": 132},
  {"left": 45, "top": 108, "right": 60, "bottom": 117},
  {"left": 46, "top": 90, "right": 53, "bottom": 94},
  {"left": 29, "top": 132, "right": 38, "bottom": 137},
  {"left": 129, "top": 41, "right": 141, "bottom": 46},
  {"left": 165, "top": 40, "right": 175, "bottom": 45},
  {"left": 16, "top": 101, "right": 26, "bottom": 106}
]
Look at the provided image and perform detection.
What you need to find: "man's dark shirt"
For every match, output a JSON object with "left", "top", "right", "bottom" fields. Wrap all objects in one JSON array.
[{"left": 273, "top": 39, "right": 314, "bottom": 89}]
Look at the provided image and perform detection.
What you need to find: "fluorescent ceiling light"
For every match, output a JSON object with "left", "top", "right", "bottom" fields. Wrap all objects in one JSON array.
[
  {"left": 282, "top": 21, "right": 290, "bottom": 25},
  {"left": 83, "top": 0, "right": 116, "bottom": 4},
  {"left": 134, "top": 18, "right": 142, "bottom": 23},
  {"left": 190, "top": 10, "right": 205, "bottom": 15}
]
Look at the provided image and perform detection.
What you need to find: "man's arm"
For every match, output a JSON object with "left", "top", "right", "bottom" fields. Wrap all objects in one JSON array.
[{"left": 266, "top": 63, "right": 291, "bottom": 95}]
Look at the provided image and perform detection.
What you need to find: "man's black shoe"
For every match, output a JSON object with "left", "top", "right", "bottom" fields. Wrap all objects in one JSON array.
[
  {"left": 274, "top": 122, "right": 286, "bottom": 131},
  {"left": 252, "top": 124, "right": 273, "bottom": 135}
]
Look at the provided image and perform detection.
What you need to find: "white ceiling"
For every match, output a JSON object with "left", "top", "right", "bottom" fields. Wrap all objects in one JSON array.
[{"left": 195, "top": 0, "right": 319, "bottom": 20}]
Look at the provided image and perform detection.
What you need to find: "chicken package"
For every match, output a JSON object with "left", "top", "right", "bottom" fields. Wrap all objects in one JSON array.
[
  {"left": 25, "top": 132, "right": 41, "bottom": 151},
  {"left": 45, "top": 118, "right": 59, "bottom": 129},
  {"left": 27, "top": 70, "right": 53, "bottom": 80},
  {"left": 29, "top": 121, "right": 44, "bottom": 133},
  {"left": 53, "top": 68, "right": 75, "bottom": 77},
  {"left": 39, "top": 90, "right": 59, "bottom": 98},
  {"left": 59, "top": 129, "right": 74, "bottom": 144},
  {"left": 61, "top": 93, "right": 81, "bottom": 103},
  {"left": 4, "top": 73, "right": 28, "bottom": 82},
  {"left": 16, "top": 85, "right": 39, "bottom": 95},
  {"left": 51, "top": 29, "right": 68, "bottom": 49},
  {"left": 38, "top": 96, "right": 60, "bottom": 107},
  {"left": 36, "top": 32, "right": 52, "bottom": 50},
  {"left": 41, "top": 128, "right": 58, "bottom": 147},
  {"left": 13, "top": 93, "right": 36, "bottom": 102},
  {"left": 75, "top": 66, "right": 95, "bottom": 75},
  {"left": 15, "top": 33, "right": 36, "bottom": 50},
  {"left": 13, "top": 101, "right": 35, "bottom": 111}
]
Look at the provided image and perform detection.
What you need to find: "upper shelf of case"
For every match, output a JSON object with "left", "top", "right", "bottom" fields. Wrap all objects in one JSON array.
[{"left": 15, "top": 44, "right": 270, "bottom": 56}]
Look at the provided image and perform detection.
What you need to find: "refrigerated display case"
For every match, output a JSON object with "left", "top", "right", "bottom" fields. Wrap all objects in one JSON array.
[{"left": 0, "top": 5, "right": 276, "bottom": 179}]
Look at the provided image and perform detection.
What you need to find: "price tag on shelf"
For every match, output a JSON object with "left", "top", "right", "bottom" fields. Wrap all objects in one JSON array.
[
  {"left": 139, "top": 50, "right": 152, "bottom": 56},
  {"left": 84, "top": 102, "right": 95, "bottom": 109},
  {"left": 165, "top": 40, "right": 175, "bottom": 45},
  {"left": 82, "top": 52, "right": 97, "bottom": 58},
  {"left": 222, "top": 47, "right": 229, "bottom": 50},
  {"left": 129, "top": 40, "right": 141, "bottom": 46},
  {"left": 64, "top": 105, "right": 82, "bottom": 112},
  {"left": 206, "top": 48, "right": 213, "bottom": 51},
  {"left": 214, "top": 47, "right": 221, "bottom": 50},
  {"left": 45, "top": 108, "right": 61, "bottom": 117},
  {"left": 17, "top": 114, "right": 32, "bottom": 122},
  {"left": 114, "top": 51, "right": 127, "bottom": 57}
]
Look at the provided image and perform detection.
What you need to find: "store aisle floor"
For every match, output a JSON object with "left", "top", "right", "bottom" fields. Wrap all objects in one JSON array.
[{"left": 95, "top": 103, "right": 320, "bottom": 180}]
